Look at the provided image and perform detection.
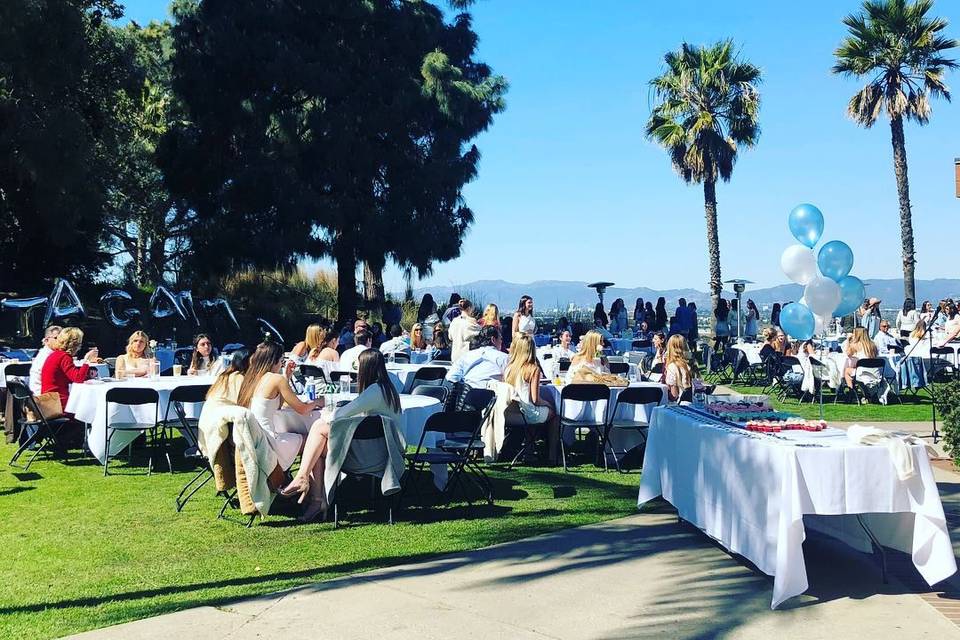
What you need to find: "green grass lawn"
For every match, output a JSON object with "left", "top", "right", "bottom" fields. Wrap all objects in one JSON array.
[
  {"left": 727, "top": 384, "right": 935, "bottom": 422},
  {"left": 0, "top": 442, "right": 640, "bottom": 640}
]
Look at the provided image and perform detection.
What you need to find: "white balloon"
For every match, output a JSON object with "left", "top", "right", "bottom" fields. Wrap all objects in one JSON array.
[
  {"left": 804, "top": 277, "right": 842, "bottom": 317},
  {"left": 814, "top": 314, "right": 826, "bottom": 335},
  {"left": 780, "top": 244, "right": 818, "bottom": 285}
]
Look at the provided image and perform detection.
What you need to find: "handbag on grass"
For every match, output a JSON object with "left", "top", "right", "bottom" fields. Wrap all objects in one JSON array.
[{"left": 25, "top": 392, "right": 64, "bottom": 422}]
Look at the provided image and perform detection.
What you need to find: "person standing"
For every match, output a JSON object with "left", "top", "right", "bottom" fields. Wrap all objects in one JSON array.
[
  {"left": 713, "top": 299, "right": 730, "bottom": 351},
  {"left": 512, "top": 296, "right": 536, "bottom": 337},
  {"left": 770, "top": 303, "right": 782, "bottom": 329},
  {"left": 608, "top": 298, "right": 628, "bottom": 334},
  {"left": 449, "top": 299, "right": 480, "bottom": 363},
  {"left": 896, "top": 298, "right": 919, "bottom": 337},
  {"left": 633, "top": 298, "right": 646, "bottom": 328},
  {"left": 744, "top": 300, "right": 760, "bottom": 339}
]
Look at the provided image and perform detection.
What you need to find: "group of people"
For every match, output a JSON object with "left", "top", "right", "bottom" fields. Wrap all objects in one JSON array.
[
  {"left": 593, "top": 297, "right": 701, "bottom": 344},
  {"left": 27, "top": 327, "right": 220, "bottom": 418},
  {"left": 894, "top": 298, "right": 960, "bottom": 347},
  {"left": 203, "top": 339, "right": 401, "bottom": 523}
]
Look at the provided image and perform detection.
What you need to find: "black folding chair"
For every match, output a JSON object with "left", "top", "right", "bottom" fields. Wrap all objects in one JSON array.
[
  {"left": 389, "top": 353, "right": 410, "bottom": 364},
  {"left": 329, "top": 371, "right": 358, "bottom": 385},
  {"left": 605, "top": 386, "right": 662, "bottom": 473},
  {"left": 403, "top": 410, "right": 491, "bottom": 506},
  {"left": 930, "top": 347, "right": 958, "bottom": 383},
  {"left": 558, "top": 383, "right": 611, "bottom": 472},
  {"left": 411, "top": 384, "right": 448, "bottom": 405},
  {"left": 408, "top": 366, "right": 448, "bottom": 393},
  {"left": 103, "top": 387, "right": 164, "bottom": 475},
  {"left": 632, "top": 339, "right": 652, "bottom": 350},
  {"left": 298, "top": 364, "right": 328, "bottom": 382},
  {"left": 159, "top": 384, "right": 211, "bottom": 510},
  {"left": 329, "top": 416, "right": 398, "bottom": 527},
  {"left": 609, "top": 362, "right": 630, "bottom": 376},
  {"left": 7, "top": 379, "right": 72, "bottom": 470}
]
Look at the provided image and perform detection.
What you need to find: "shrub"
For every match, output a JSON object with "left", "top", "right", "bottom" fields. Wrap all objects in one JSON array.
[{"left": 934, "top": 380, "right": 960, "bottom": 466}]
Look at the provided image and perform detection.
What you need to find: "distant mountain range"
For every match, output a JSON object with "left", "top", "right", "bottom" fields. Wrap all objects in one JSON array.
[{"left": 410, "top": 278, "right": 960, "bottom": 311}]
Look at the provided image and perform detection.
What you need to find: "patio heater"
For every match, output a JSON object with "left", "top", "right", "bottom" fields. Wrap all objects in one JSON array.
[
  {"left": 587, "top": 282, "right": 615, "bottom": 307},
  {"left": 724, "top": 279, "right": 753, "bottom": 341}
]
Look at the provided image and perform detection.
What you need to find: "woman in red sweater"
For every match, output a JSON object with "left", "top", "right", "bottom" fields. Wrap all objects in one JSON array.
[{"left": 41, "top": 327, "right": 98, "bottom": 413}]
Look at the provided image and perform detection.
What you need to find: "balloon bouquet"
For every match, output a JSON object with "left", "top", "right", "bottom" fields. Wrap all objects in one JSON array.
[{"left": 778, "top": 204, "right": 865, "bottom": 341}]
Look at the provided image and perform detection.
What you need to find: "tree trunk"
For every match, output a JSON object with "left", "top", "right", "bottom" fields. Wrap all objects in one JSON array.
[
  {"left": 135, "top": 229, "right": 146, "bottom": 287},
  {"left": 363, "top": 257, "right": 386, "bottom": 313},
  {"left": 335, "top": 241, "right": 358, "bottom": 323},
  {"left": 889, "top": 115, "right": 916, "bottom": 303},
  {"left": 703, "top": 178, "right": 722, "bottom": 326}
]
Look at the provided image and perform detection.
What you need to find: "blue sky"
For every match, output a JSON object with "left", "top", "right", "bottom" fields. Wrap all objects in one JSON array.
[{"left": 120, "top": 0, "right": 960, "bottom": 296}]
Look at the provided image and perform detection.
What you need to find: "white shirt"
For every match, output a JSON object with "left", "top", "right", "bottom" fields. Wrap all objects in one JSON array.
[
  {"left": 873, "top": 331, "right": 899, "bottom": 353},
  {"left": 552, "top": 344, "right": 576, "bottom": 360},
  {"left": 445, "top": 346, "right": 508, "bottom": 387},
  {"left": 379, "top": 337, "right": 409, "bottom": 355},
  {"left": 339, "top": 344, "right": 370, "bottom": 371},
  {"left": 29, "top": 346, "right": 53, "bottom": 395},
  {"left": 449, "top": 315, "right": 480, "bottom": 363}
]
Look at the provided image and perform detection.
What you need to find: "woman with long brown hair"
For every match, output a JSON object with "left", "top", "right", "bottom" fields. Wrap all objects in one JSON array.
[
  {"left": 282, "top": 349, "right": 401, "bottom": 522},
  {"left": 449, "top": 298, "right": 479, "bottom": 362},
  {"left": 238, "top": 341, "right": 321, "bottom": 473},
  {"left": 188, "top": 333, "right": 216, "bottom": 375},
  {"left": 512, "top": 295, "right": 536, "bottom": 337}
]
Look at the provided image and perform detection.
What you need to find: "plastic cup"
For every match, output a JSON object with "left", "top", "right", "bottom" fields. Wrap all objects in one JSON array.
[{"left": 172, "top": 364, "right": 183, "bottom": 376}]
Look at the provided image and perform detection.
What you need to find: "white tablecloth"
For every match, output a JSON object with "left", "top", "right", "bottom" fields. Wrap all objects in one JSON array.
[
  {"left": 731, "top": 343, "right": 763, "bottom": 365},
  {"left": 66, "top": 375, "right": 216, "bottom": 464},
  {"left": 330, "top": 363, "right": 448, "bottom": 394},
  {"left": 638, "top": 406, "right": 957, "bottom": 608},
  {"left": 301, "top": 393, "right": 442, "bottom": 448}
]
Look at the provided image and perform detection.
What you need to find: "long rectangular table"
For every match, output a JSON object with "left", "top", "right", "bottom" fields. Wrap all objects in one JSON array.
[{"left": 637, "top": 405, "right": 956, "bottom": 608}]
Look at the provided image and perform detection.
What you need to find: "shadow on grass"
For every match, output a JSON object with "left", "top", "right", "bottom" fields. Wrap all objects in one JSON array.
[{"left": 0, "top": 485, "right": 34, "bottom": 497}]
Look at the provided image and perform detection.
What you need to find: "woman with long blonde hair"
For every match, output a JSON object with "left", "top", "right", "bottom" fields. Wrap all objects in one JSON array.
[
  {"left": 664, "top": 334, "right": 692, "bottom": 401},
  {"left": 116, "top": 330, "right": 155, "bottom": 378},
  {"left": 410, "top": 323, "right": 428, "bottom": 350},
  {"left": 843, "top": 326, "right": 879, "bottom": 390},
  {"left": 291, "top": 324, "right": 322, "bottom": 361},
  {"left": 504, "top": 334, "right": 558, "bottom": 464},
  {"left": 482, "top": 304, "right": 500, "bottom": 328},
  {"left": 569, "top": 330, "right": 609, "bottom": 378}
]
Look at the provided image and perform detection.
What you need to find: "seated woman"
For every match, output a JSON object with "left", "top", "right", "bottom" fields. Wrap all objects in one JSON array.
[
  {"left": 940, "top": 301, "right": 960, "bottom": 346},
  {"left": 188, "top": 333, "right": 217, "bottom": 375},
  {"left": 664, "top": 334, "right": 693, "bottom": 402},
  {"left": 237, "top": 341, "right": 322, "bottom": 476},
  {"left": 758, "top": 327, "right": 781, "bottom": 362},
  {"left": 843, "top": 327, "right": 879, "bottom": 390},
  {"left": 306, "top": 326, "right": 340, "bottom": 365},
  {"left": 205, "top": 349, "right": 250, "bottom": 405},
  {"left": 552, "top": 330, "right": 577, "bottom": 360},
  {"left": 282, "top": 349, "right": 401, "bottom": 522},
  {"left": 409, "top": 323, "right": 428, "bottom": 351},
  {"left": 430, "top": 324, "right": 452, "bottom": 361},
  {"left": 568, "top": 330, "right": 609, "bottom": 380},
  {"left": 40, "top": 326, "right": 99, "bottom": 414},
  {"left": 634, "top": 321, "right": 654, "bottom": 342},
  {"left": 504, "top": 334, "right": 559, "bottom": 464},
  {"left": 909, "top": 320, "right": 927, "bottom": 343},
  {"left": 115, "top": 330, "right": 155, "bottom": 378},
  {"left": 643, "top": 332, "right": 667, "bottom": 375}
]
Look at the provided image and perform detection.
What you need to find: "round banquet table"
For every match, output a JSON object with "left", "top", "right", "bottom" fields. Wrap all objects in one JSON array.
[
  {"left": 67, "top": 375, "right": 216, "bottom": 464},
  {"left": 283, "top": 392, "right": 442, "bottom": 448},
  {"left": 539, "top": 382, "right": 668, "bottom": 455}
]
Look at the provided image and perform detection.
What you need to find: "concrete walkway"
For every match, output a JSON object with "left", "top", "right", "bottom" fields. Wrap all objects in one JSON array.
[{"left": 70, "top": 469, "right": 960, "bottom": 640}]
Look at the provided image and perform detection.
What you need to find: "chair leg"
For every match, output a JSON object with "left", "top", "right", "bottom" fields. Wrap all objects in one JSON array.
[
  {"left": 176, "top": 467, "right": 213, "bottom": 512},
  {"left": 559, "top": 429, "right": 568, "bottom": 472}
]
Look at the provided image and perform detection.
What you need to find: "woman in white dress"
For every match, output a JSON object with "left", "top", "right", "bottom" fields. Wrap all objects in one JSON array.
[
  {"left": 115, "top": 330, "right": 155, "bottom": 379},
  {"left": 449, "top": 298, "right": 480, "bottom": 362},
  {"left": 512, "top": 295, "right": 537, "bottom": 337},
  {"left": 282, "top": 349, "right": 402, "bottom": 522},
  {"left": 504, "top": 334, "right": 558, "bottom": 464},
  {"left": 236, "top": 341, "right": 322, "bottom": 475}
]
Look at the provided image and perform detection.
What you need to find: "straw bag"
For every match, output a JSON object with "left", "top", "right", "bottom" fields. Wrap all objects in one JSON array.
[{"left": 25, "top": 392, "right": 64, "bottom": 422}]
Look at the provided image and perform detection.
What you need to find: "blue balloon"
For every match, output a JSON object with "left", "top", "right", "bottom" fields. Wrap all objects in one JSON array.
[
  {"left": 833, "top": 275, "right": 865, "bottom": 317},
  {"left": 817, "top": 240, "right": 854, "bottom": 282},
  {"left": 779, "top": 302, "right": 816, "bottom": 340},
  {"left": 788, "top": 204, "right": 824, "bottom": 248}
]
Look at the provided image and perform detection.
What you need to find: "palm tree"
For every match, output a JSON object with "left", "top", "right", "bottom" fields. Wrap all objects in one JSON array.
[
  {"left": 646, "top": 41, "right": 762, "bottom": 317},
  {"left": 833, "top": 0, "right": 957, "bottom": 303}
]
